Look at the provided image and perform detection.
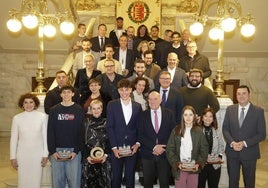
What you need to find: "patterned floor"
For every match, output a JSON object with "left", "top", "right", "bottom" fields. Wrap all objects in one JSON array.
[{"left": 0, "top": 137, "right": 267, "bottom": 188}]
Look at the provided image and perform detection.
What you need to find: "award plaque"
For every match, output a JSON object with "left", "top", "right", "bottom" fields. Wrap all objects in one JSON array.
[
  {"left": 181, "top": 160, "right": 196, "bottom": 171},
  {"left": 118, "top": 145, "right": 132, "bottom": 157},
  {"left": 207, "top": 154, "right": 222, "bottom": 164},
  {"left": 90, "top": 147, "right": 104, "bottom": 163},
  {"left": 57, "top": 150, "right": 72, "bottom": 161}
]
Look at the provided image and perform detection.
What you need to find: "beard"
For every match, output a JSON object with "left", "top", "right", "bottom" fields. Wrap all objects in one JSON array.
[{"left": 190, "top": 79, "right": 201, "bottom": 87}]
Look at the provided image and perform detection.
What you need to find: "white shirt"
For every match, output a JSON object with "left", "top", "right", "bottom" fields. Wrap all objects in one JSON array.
[
  {"left": 119, "top": 48, "right": 127, "bottom": 70},
  {"left": 167, "top": 67, "right": 176, "bottom": 82},
  {"left": 120, "top": 99, "right": 132, "bottom": 125},
  {"left": 238, "top": 102, "right": 250, "bottom": 120},
  {"left": 180, "top": 126, "right": 193, "bottom": 161},
  {"left": 150, "top": 107, "right": 162, "bottom": 130},
  {"left": 98, "top": 36, "right": 105, "bottom": 48},
  {"left": 160, "top": 87, "right": 170, "bottom": 101}
]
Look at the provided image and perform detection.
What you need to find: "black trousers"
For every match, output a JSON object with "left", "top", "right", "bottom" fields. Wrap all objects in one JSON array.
[
  {"left": 198, "top": 164, "right": 221, "bottom": 188},
  {"left": 227, "top": 157, "right": 256, "bottom": 188},
  {"left": 142, "top": 157, "right": 171, "bottom": 188}
]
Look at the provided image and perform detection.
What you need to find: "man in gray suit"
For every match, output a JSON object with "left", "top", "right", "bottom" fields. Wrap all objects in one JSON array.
[
  {"left": 222, "top": 85, "right": 266, "bottom": 188},
  {"left": 154, "top": 52, "right": 188, "bottom": 90}
]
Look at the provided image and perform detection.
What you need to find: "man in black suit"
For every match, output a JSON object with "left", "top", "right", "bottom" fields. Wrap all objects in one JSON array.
[
  {"left": 90, "top": 24, "right": 112, "bottom": 59},
  {"left": 113, "top": 35, "right": 135, "bottom": 77},
  {"left": 138, "top": 91, "right": 176, "bottom": 188},
  {"left": 154, "top": 29, "right": 173, "bottom": 69},
  {"left": 109, "top": 16, "right": 126, "bottom": 48},
  {"left": 106, "top": 79, "right": 142, "bottom": 188},
  {"left": 44, "top": 70, "right": 80, "bottom": 114},
  {"left": 157, "top": 71, "right": 184, "bottom": 124},
  {"left": 222, "top": 85, "right": 266, "bottom": 188},
  {"left": 179, "top": 41, "right": 211, "bottom": 80}
]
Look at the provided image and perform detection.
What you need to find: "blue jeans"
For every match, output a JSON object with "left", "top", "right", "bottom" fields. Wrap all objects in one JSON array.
[{"left": 50, "top": 148, "right": 82, "bottom": 188}]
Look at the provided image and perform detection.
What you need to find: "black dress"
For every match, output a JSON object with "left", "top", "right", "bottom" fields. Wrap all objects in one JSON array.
[
  {"left": 81, "top": 115, "right": 111, "bottom": 188},
  {"left": 74, "top": 69, "right": 101, "bottom": 105}
]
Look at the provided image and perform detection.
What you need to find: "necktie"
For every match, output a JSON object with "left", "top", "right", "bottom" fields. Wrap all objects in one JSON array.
[
  {"left": 154, "top": 110, "right": 159, "bottom": 133},
  {"left": 100, "top": 37, "right": 104, "bottom": 50},
  {"left": 154, "top": 110, "right": 159, "bottom": 144},
  {"left": 239, "top": 107, "right": 245, "bottom": 127},
  {"left": 161, "top": 90, "right": 167, "bottom": 106}
]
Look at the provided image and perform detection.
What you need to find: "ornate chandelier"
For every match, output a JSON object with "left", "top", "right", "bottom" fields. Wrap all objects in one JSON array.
[
  {"left": 189, "top": 0, "right": 255, "bottom": 39},
  {"left": 6, "top": 0, "right": 77, "bottom": 93}
]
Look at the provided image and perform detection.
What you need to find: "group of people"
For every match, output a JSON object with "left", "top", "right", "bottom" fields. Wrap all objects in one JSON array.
[{"left": 9, "top": 16, "right": 266, "bottom": 188}]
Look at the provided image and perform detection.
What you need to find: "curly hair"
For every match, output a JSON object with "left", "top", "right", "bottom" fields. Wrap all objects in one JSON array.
[
  {"left": 18, "top": 93, "right": 40, "bottom": 109},
  {"left": 131, "top": 77, "right": 150, "bottom": 94}
]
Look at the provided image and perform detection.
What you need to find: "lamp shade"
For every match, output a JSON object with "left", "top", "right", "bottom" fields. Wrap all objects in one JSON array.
[
  {"left": 7, "top": 18, "right": 22, "bottom": 32},
  {"left": 60, "top": 21, "right": 75, "bottom": 35},
  {"left": 240, "top": 23, "right": 256, "bottom": 37},
  {"left": 44, "top": 24, "right": 57, "bottom": 38},
  {"left": 22, "top": 14, "right": 38, "bottom": 29},
  {"left": 221, "top": 17, "right": 236, "bottom": 32},
  {"left": 209, "top": 27, "right": 222, "bottom": 40},
  {"left": 190, "top": 22, "right": 204, "bottom": 36}
]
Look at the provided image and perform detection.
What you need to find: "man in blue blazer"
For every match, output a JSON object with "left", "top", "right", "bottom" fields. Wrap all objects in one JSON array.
[
  {"left": 106, "top": 79, "right": 142, "bottom": 188},
  {"left": 157, "top": 71, "right": 184, "bottom": 124},
  {"left": 223, "top": 85, "right": 266, "bottom": 188},
  {"left": 138, "top": 91, "right": 176, "bottom": 188}
]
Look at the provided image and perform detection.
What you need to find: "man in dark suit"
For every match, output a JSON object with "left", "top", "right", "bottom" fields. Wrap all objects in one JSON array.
[
  {"left": 222, "top": 85, "right": 266, "bottom": 188},
  {"left": 44, "top": 70, "right": 80, "bottom": 114},
  {"left": 113, "top": 35, "right": 135, "bottom": 77},
  {"left": 90, "top": 24, "right": 112, "bottom": 59},
  {"left": 106, "top": 79, "right": 142, "bottom": 188},
  {"left": 138, "top": 91, "right": 176, "bottom": 188},
  {"left": 154, "top": 29, "right": 172, "bottom": 69},
  {"left": 179, "top": 41, "right": 211, "bottom": 80},
  {"left": 109, "top": 16, "right": 126, "bottom": 48},
  {"left": 154, "top": 52, "right": 188, "bottom": 90},
  {"left": 156, "top": 71, "right": 184, "bottom": 124}
]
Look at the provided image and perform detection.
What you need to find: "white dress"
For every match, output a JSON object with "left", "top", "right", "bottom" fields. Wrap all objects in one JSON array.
[{"left": 10, "top": 110, "right": 48, "bottom": 188}]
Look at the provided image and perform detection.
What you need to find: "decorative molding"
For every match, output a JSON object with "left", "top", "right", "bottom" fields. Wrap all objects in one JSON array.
[
  {"left": 74, "top": 0, "right": 98, "bottom": 11},
  {"left": 177, "top": 0, "right": 200, "bottom": 13}
]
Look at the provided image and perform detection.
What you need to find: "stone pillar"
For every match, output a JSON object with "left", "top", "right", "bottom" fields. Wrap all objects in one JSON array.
[{"left": 216, "top": 97, "right": 233, "bottom": 188}]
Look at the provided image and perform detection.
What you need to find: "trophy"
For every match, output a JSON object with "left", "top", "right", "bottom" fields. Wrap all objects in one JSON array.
[
  {"left": 207, "top": 154, "right": 222, "bottom": 164},
  {"left": 57, "top": 150, "right": 72, "bottom": 161},
  {"left": 181, "top": 159, "right": 196, "bottom": 171},
  {"left": 90, "top": 147, "right": 104, "bottom": 163},
  {"left": 118, "top": 145, "right": 132, "bottom": 157}
]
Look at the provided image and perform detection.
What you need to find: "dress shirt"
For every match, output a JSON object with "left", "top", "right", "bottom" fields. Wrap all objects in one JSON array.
[
  {"left": 160, "top": 87, "right": 170, "bottom": 102},
  {"left": 119, "top": 48, "right": 127, "bottom": 70},
  {"left": 180, "top": 126, "right": 193, "bottom": 161},
  {"left": 167, "top": 67, "right": 176, "bottom": 82},
  {"left": 238, "top": 103, "right": 250, "bottom": 120},
  {"left": 120, "top": 99, "right": 132, "bottom": 125},
  {"left": 150, "top": 107, "right": 162, "bottom": 131},
  {"left": 98, "top": 36, "right": 105, "bottom": 50}
]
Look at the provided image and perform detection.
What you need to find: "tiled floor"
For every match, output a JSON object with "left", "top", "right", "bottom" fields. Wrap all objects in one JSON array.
[{"left": 0, "top": 136, "right": 267, "bottom": 188}]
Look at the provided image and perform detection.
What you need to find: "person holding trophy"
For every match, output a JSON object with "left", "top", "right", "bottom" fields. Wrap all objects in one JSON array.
[
  {"left": 166, "top": 105, "right": 208, "bottom": 188},
  {"left": 81, "top": 99, "right": 111, "bottom": 188}
]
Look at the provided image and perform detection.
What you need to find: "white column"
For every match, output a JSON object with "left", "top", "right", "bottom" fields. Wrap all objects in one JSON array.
[{"left": 216, "top": 97, "right": 233, "bottom": 188}]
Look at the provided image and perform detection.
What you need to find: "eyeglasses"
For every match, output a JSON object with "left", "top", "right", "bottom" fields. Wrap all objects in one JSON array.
[
  {"left": 159, "top": 77, "right": 171, "bottom": 80},
  {"left": 187, "top": 46, "right": 197, "bottom": 48},
  {"left": 104, "top": 65, "right": 115, "bottom": 68}
]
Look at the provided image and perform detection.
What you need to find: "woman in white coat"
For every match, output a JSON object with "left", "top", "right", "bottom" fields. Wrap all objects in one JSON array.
[{"left": 10, "top": 93, "right": 48, "bottom": 188}]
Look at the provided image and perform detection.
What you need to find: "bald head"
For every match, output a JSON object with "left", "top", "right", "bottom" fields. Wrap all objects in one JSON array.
[{"left": 148, "top": 91, "right": 161, "bottom": 110}]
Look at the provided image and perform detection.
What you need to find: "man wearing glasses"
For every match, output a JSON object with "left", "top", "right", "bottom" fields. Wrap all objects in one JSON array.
[
  {"left": 179, "top": 41, "right": 212, "bottom": 80},
  {"left": 96, "top": 59, "right": 124, "bottom": 99}
]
